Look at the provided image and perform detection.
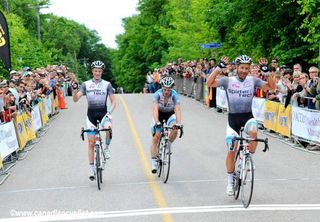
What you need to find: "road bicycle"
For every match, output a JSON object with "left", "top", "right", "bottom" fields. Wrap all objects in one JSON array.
[
  {"left": 155, "top": 122, "right": 183, "bottom": 183},
  {"left": 81, "top": 121, "right": 112, "bottom": 190},
  {"left": 232, "top": 128, "right": 269, "bottom": 208}
]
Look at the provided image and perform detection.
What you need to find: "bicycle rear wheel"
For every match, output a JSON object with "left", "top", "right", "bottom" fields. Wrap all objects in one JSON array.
[
  {"left": 241, "top": 154, "right": 254, "bottom": 208},
  {"left": 95, "top": 145, "right": 102, "bottom": 190},
  {"left": 161, "top": 142, "right": 171, "bottom": 183}
]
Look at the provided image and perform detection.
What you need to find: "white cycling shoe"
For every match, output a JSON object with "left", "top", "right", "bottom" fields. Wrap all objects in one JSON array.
[
  {"left": 151, "top": 159, "right": 157, "bottom": 174},
  {"left": 226, "top": 184, "right": 234, "bottom": 196},
  {"left": 104, "top": 147, "right": 111, "bottom": 159},
  {"left": 89, "top": 166, "right": 96, "bottom": 181}
]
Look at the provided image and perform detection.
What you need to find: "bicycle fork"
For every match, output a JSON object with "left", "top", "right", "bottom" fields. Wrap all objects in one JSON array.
[{"left": 95, "top": 134, "right": 105, "bottom": 170}]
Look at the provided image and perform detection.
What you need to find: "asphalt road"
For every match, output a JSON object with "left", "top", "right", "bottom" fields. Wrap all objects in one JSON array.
[{"left": 0, "top": 94, "right": 319, "bottom": 222}]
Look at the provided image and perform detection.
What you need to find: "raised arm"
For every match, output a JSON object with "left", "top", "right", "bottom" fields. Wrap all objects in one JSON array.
[
  {"left": 259, "top": 57, "right": 277, "bottom": 91},
  {"left": 207, "top": 56, "right": 229, "bottom": 87},
  {"left": 72, "top": 82, "right": 83, "bottom": 102}
]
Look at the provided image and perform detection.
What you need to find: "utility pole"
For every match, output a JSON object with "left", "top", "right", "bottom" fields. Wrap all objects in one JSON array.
[
  {"left": 29, "top": 3, "right": 49, "bottom": 41},
  {"left": 36, "top": 6, "right": 41, "bottom": 41},
  {"left": 4, "top": 0, "right": 9, "bottom": 13}
]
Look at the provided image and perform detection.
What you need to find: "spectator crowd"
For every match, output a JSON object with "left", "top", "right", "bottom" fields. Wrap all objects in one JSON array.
[
  {"left": 0, "top": 65, "right": 78, "bottom": 123},
  {"left": 144, "top": 57, "right": 320, "bottom": 111}
]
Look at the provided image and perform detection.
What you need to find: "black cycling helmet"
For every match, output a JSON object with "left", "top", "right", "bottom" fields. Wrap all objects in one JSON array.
[
  {"left": 235, "top": 55, "right": 252, "bottom": 65},
  {"left": 91, "top": 60, "right": 105, "bottom": 70},
  {"left": 161, "top": 76, "right": 175, "bottom": 88}
]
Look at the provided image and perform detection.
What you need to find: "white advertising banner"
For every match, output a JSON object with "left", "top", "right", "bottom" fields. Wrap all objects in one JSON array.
[
  {"left": 292, "top": 106, "right": 320, "bottom": 143},
  {"left": 32, "top": 105, "right": 42, "bottom": 131},
  {"left": 0, "top": 121, "right": 19, "bottom": 158},
  {"left": 216, "top": 87, "right": 228, "bottom": 110},
  {"left": 45, "top": 96, "right": 52, "bottom": 115},
  {"left": 252, "top": 97, "right": 265, "bottom": 123}
]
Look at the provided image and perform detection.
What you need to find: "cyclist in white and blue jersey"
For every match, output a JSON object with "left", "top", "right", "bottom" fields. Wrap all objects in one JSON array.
[
  {"left": 207, "top": 55, "right": 276, "bottom": 196},
  {"left": 150, "top": 76, "right": 182, "bottom": 173},
  {"left": 72, "top": 60, "right": 116, "bottom": 180}
]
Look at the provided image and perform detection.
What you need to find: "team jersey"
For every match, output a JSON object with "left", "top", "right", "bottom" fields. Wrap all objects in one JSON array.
[
  {"left": 79, "top": 79, "right": 114, "bottom": 112},
  {"left": 218, "top": 76, "right": 264, "bottom": 114},
  {"left": 153, "top": 89, "right": 180, "bottom": 113}
]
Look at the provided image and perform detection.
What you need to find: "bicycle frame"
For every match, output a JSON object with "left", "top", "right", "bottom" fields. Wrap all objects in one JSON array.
[
  {"left": 156, "top": 122, "right": 183, "bottom": 183},
  {"left": 81, "top": 121, "right": 112, "bottom": 190},
  {"left": 233, "top": 128, "right": 269, "bottom": 208}
]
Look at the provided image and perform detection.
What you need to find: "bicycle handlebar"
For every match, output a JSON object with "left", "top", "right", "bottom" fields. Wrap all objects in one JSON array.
[
  {"left": 232, "top": 137, "right": 269, "bottom": 152},
  {"left": 80, "top": 127, "right": 112, "bottom": 141},
  {"left": 153, "top": 124, "right": 184, "bottom": 138}
]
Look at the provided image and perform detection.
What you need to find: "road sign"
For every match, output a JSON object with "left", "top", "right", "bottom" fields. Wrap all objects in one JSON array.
[{"left": 201, "top": 42, "right": 222, "bottom": 49}]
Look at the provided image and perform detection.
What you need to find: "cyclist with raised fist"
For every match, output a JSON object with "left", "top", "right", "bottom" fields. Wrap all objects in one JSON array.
[
  {"left": 72, "top": 60, "right": 116, "bottom": 180},
  {"left": 207, "top": 55, "right": 276, "bottom": 196}
]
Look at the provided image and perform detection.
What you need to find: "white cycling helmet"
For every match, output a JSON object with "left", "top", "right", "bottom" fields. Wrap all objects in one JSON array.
[
  {"left": 235, "top": 55, "right": 252, "bottom": 65},
  {"left": 91, "top": 60, "right": 105, "bottom": 70},
  {"left": 161, "top": 76, "right": 175, "bottom": 88}
]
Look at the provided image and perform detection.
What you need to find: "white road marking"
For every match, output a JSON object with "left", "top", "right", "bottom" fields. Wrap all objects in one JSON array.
[
  {"left": 1, "top": 177, "right": 320, "bottom": 195},
  {"left": 1, "top": 204, "right": 320, "bottom": 222}
]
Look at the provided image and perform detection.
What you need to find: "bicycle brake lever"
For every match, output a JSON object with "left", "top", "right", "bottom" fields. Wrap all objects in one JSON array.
[
  {"left": 81, "top": 127, "right": 85, "bottom": 141},
  {"left": 263, "top": 138, "right": 269, "bottom": 152},
  {"left": 179, "top": 127, "right": 184, "bottom": 138}
]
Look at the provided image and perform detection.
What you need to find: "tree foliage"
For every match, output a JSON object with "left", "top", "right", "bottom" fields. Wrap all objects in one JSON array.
[
  {"left": 112, "top": 0, "right": 319, "bottom": 92},
  {"left": 0, "top": 0, "right": 112, "bottom": 83}
]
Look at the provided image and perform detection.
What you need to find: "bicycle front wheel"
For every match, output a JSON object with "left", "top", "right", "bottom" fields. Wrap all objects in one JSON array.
[
  {"left": 95, "top": 145, "right": 102, "bottom": 190},
  {"left": 157, "top": 139, "right": 163, "bottom": 177},
  {"left": 241, "top": 154, "right": 254, "bottom": 208},
  {"left": 161, "top": 142, "right": 171, "bottom": 183},
  {"left": 233, "top": 150, "right": 241, "bottom": 200}
]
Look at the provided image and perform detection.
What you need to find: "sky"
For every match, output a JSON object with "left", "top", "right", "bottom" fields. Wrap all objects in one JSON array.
[{"left": 42, "top": 0, "right": 139, "bottom": 49}]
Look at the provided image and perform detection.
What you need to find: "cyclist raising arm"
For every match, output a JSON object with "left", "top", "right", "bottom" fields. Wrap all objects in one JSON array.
[
  {"left": 207, "top": 55, "right": 276, "bottom": 196},
  {"left": 150, "top": 76, "right": 182, "bottom": 173},
  {"left": 73, "top": 60, "right": 116, "bottom": 181}
]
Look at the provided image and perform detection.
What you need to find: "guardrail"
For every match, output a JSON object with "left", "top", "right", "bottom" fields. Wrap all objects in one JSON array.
[{"left": 0, "top": 92, "right": 60, "bottom": 185}]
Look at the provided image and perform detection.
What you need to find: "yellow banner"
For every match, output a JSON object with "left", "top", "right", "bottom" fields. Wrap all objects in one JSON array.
[
  {"left": 39, "top": 101, "right": 49, "bottom": 125},
  {"left": 14, "top": 114, "right": 28, "bottom": 150},
  {"left": 263, "top": 101, "right": 279, "bottom": 131},
  {"left": 22, "top": 113, "right": 36, "bottom": 141},
  {"left": 276, "top": 104, "right": 292, "bottom": 137},
  {"left": 51, "top": 93, "right": 56, "bottom": 113}
]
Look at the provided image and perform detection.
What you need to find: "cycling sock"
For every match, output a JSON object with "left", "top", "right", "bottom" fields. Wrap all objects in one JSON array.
[
  {"left": 89, "top": 163, "right": 94, "bottom": 166},
  {"left": 227, "top": 173, "right": 234, "bottom": 185},
  {"left": 105, "top": 138, "right": 111, "bottom": 145}
]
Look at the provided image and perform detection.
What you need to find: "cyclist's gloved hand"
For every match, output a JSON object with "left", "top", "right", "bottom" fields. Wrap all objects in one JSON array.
[
  {"left": 259, "top": 57, "right": 269, "bottom": 74},
  {"left": 217, "top": 56, "right": 229, "bottom": 69},
  {"left": 155, "top": 121, "right": 162, "bottom": 128},
  {"left": 173, "top": 123, "right": 183, "bottom": 129},
  {"left": 72, "top": 82, "right": 79, "bottom": 90}
]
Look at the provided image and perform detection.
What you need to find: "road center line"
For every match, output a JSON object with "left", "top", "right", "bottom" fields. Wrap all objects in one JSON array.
[{"left": 119, "top": 95, "right": 174, "bottom": 222}]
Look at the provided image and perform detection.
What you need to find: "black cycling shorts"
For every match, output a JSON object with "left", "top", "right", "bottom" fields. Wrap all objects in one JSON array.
[
  {"left": 159, "top": 111, "right": 175, "bottom": 124},
  {"left": 228, "top": 112, "right": 253, "bottom": 134},
  {"left": 87, "top": 109, "right": 108, "bottom": 126}
]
